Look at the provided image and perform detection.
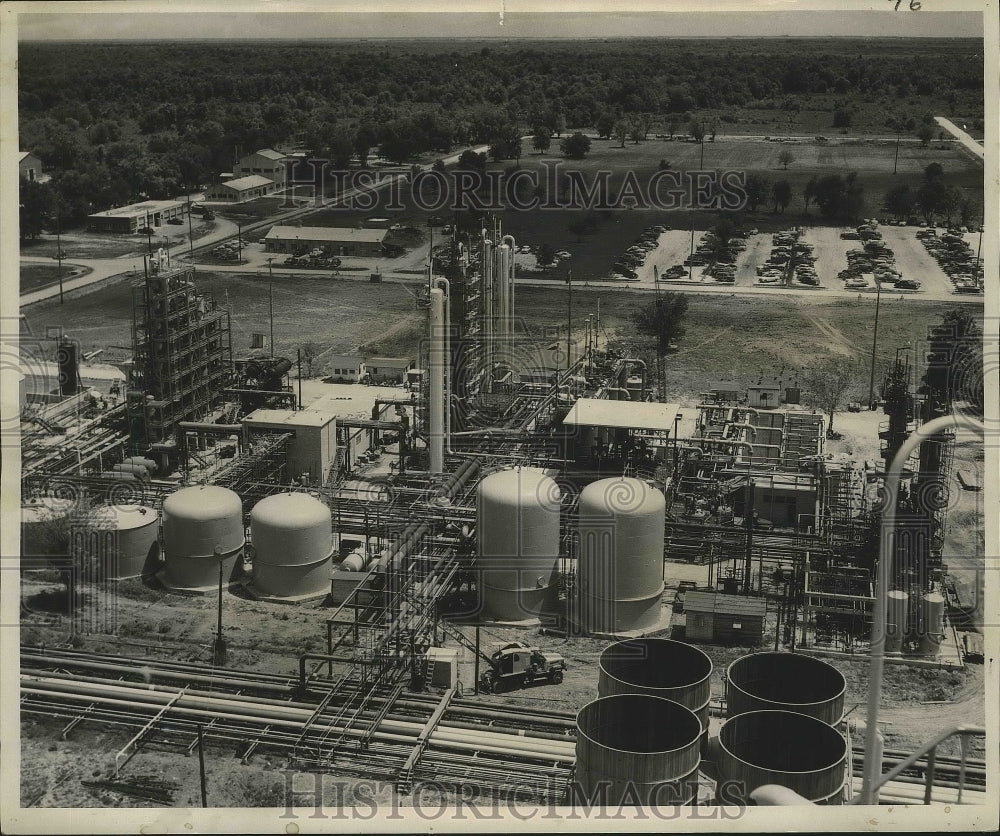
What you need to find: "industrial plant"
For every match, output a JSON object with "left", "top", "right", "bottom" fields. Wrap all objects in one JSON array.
[{"left": 17, "top": 222, "right": 987, "bottom": 811}]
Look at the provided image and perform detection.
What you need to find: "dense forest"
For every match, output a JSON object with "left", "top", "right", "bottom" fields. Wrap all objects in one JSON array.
[{"left": 18, "top": 38, "right": 983, "bottom": 225}]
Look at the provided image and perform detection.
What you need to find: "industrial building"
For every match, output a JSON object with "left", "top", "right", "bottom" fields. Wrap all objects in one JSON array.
[
  {"left": 17, "top": 215, "right": 986, "bottom": 812},
  {"left": 204, "top": 174, "right": 278, "bottom": 202},
  {"left": 19, "top": 151, "right": 43, "bottom": 182},
  {"left": 234, "top": 148, "right": 293, "bottom": 184},
  {"left": 263, "top": 226, "right": 388, "bottom": 257},
  {"left": 86, "top": 199, "right": 186, "bottom": 233}
]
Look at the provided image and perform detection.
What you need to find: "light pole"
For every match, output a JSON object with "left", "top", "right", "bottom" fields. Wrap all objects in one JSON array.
[
  {"left": 867, "top": 277, "right": 883, "bottom": 409},
  {"left": 237, "top": 222, "right": 243, "bottom": 264},
  {"left": 267, "top": 257, "right": 275, "bottom": 358}
]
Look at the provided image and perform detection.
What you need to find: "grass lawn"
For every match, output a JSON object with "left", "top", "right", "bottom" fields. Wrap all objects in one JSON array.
[
  {"left": 19, "top": 264, "right": 90, "bottom": 294},
  {"left": 25, "top": 265, "right": 982, "bottom": 407}
]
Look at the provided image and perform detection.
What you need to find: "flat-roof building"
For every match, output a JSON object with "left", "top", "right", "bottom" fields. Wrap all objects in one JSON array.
[
  {"left": 264, "top": 226, "right": 388, "bottom": 257},
  {"left": 204, "top": 175, "right": 278, "bottom": 203},
  {"left": 87, "top": 199, "right": 186, "bottom": 234},
  {"left": 364, "top": 357, "right": 412, "bottom": 383}
]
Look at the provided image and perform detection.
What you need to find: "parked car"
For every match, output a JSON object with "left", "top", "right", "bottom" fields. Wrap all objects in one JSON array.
[{"left": 897, "top": 279, "right": 921, "bottom": 290}]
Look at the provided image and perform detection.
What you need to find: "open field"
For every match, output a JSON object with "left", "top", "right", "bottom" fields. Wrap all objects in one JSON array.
[
  {"left": 24, "top": 269, "right": 982, "bottom": 408},
  {"left": 18, "top": 264, "right": 90, "bottom": 294}
]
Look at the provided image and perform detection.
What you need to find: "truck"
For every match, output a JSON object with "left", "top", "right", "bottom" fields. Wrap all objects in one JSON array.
[{"left": 479, "top": 641, "right": 566, "bottom": 693}]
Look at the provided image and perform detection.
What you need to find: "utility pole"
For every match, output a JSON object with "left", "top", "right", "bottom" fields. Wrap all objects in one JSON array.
[
  {"left": 237, "top": 222, "right": 242, "bottom": 264},
  {"left": 55, "top": 204, "right": 65, "bottom": 304},
  {"left": 565, "top": 268, "right": 573, "bottom": 382},
  {"left": 186, "top": 196, "right": 194, "bottom": 260},
  {"left": 867, "top": 277, "right": 883, "bottom": 409},
  {"left": 267, "top": 257, "right": 275, "bottom": 358},
  {"left": 892, "top": 126, "right": 901, "bottom": 175}
]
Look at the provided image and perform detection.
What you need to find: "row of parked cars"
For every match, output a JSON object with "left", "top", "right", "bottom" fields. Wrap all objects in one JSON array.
[
  {"left": 839, "top": 221, "right": 920, "bottom": 291},
  {"left": 613, "top": 224, "right": 668, "bottom": 279},
  {"left": 284, "top": 249, "right": 344, "bottom": 269},
  {"left": 757, "top": 228, "right": 816, "bottom": 285},
  {"left": 917, "top": 228, "right": 983, "bottom": 294},
  {"left": 209, "top": 238, "right": 250, "bottom": 262}
]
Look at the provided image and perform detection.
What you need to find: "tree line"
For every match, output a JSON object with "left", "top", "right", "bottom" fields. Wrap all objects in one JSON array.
[{"left": 18, "top": 38, "right": 982, "bottom": 229}]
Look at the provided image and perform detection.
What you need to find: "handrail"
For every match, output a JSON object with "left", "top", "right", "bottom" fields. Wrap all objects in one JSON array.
[
  {"left": 851, "top": 724, "right": 985, "bottom": 805},
  {"left": 751, "top": 724, "right": 985, "bottom": 806}
]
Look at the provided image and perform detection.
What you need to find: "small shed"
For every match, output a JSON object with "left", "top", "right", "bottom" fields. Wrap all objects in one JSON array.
[
  {"left": 747, "top": 384, "right": 782, "bottom": 409},
  {"left": 684, "top": 591, "right": 766, "bottom": 645}
]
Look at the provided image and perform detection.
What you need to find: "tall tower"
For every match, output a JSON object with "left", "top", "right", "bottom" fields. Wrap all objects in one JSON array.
[{"left": 127, "top": 251, "right": 233, "bottom": 449}]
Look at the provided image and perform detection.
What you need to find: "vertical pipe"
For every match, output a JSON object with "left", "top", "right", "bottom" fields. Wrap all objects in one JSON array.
[
  {"left": 197, "top": 725, "right": 208, "bottom": 807},
  {"left": 297, "top": 348, "right": 303, "bottom": 410},
  {"left": 429, "top": 288, "right": 445, "bottom": 473},
  {"left": 867, "top": 278, "right": 882, "bottom": 409}
]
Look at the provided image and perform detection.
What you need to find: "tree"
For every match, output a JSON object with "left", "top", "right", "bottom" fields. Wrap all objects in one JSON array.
[
  {"left": 553, "top": 113, "right": 567, "bottom": 137},
  {"left": 354, "top": 124, "right": 378, "bottom": 167},
  {"left": 667, "top": 118, "right": 679, "bottom": 140},
  {"left": 532, "top": 126, "right": 552, "bottom": 154},
  {"left": 743, "top": 174, "right": 771, "bottom": 212},
  {"left": 832, "top": 107, "right": 853, "bottom": 128},
  {"left": 613, "top": 119, "right": 628, "bottom": 149},
  {"left": 708, "top": 121, "right": 718, "bottom": 142},
  {"left": 19, "top": 178, "right": 52, "bottom": 240},
  {"left": 772, "top": 179, "right": 792, "bottom": 213},
  {"left": 801, "top": 358, "right": 863, "bottom": 434},
  {"left": 777, "top": 149, "right": 795, "bottom": 170},
  {"left": 630, "top": 292, "right": 689, "bottom": 398},
  {"left": 536, "top": 242, "right": 557, "bottom": 267},
  {"left": 883, "top": 183, "right": 916, "bottom": 219},
  {"left": 803, "top": 176, "right": 819, "bottom": 215},
  {"left": 595, "top": 112, "right": 616, "bottom": 140},
  {"left": 813, "top": 173, "right": 863, "bottom": 221},
  {"left": 917, "top": 124, "right": 935, "bottom": 147},
  {"left": 300, "top": 342, "right": 322, "bottom": 377},
  {"left": 630, "top": 292, "right": 689, "bottom": 356},
  {"left": 560, "top": 132, "right": 592, "bottom": 160},
  {"left": 689, "top": 120, "right": 706, "bottom": 143}
]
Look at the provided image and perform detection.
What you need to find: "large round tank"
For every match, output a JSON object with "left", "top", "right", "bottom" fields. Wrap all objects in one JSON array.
[
  {"left": 250, "top": 493, "right": 333, "bottom": 598},
  {"left": 917, "top": 592, "right": 946, "bottom": 656},
  {"left": 726, "top": 652, "right": 845, "bottom": 725},
  {"left": 71, "top": 505, "right": 160, "bottom": 580},
  {"left": 577, "top": 478, "right": 665, "bottom": 634},
  {"left": 886, "top": 590, "right": 909, "bottom": 654},
  {"left": 574, "top": 694, "right": 701, "bottom": 806},
  {"left": 716, "top": 710, "right": 847, "bottom": 804},
  {"left": 477, "top": 468, "right": 560, "bottom": 620},
  {"left": 161, "top": 486, "right": 244, "bottom": 590},
  {"left": 21, "top": 498, "right": 75, "bottom": 568},
  {"left": 598, "top": 639, "right": 712, "bottom": 743}
]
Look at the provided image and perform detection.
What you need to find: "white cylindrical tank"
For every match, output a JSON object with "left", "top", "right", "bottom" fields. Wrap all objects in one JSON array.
[
  {"left": 21, "top": 498, "right": 75, "bottom": 569},
  {"left": 250, "top": 493, "right": 333, "bottom": 599},
  {"left": 72, "top": 505, "right": 160, "bottom": 580},
  {"left": 577, "top": 478, "right": 666, "bottom": 634},
  {"left": 477, "top": 468, "right": 560, "bottom": 621},
  {"left": 162, "top": 485, "right": 244, "bottom": 591},
  {"left": 885, "top": 590, "right": 908, "bottom": 654},
  {"left": 917, "top": 592, "right": 946, "bottom": 656}
]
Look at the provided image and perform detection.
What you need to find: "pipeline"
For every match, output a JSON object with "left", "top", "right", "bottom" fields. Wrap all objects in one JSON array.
[{"left": 22, "top": 674, "right": 575, "bottom": 762}]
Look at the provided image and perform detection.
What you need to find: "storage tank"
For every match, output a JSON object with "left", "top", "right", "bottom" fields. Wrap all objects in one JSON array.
[
  {"left": 122, "top": 456, "right": 158, "bottom": 476},
  {"left": 477, "top": 468, "right": 560, "bottom": 621},
  {"left": 599, "top": 638, "right": 712, "bottom": 748},
  {"left": 916, "top": 592, "right": 946, "bottom": 656},
  {"left": 577, "top": 478, "right": 665, "bottom": 634},
  {"left": 161, "top": 486, "right": 244, "bottom": 591},
  {"left": 250, "top": 492, "right": 334, "bottom": 599},
  {"left": 716, "top": 710, "right": 847, "bottom": 804},
  {"left": 574, "top": 694, "right": 701, "bottom": 806},
  {"left": 21, "top": 497, "right": 75, "bottom": 569},
  {"left": 886, "top": 590, "right": 909, "bottom": 654},
  {"left": 71, "top": 504, "right": 160, "bottom": 579},
  {"left": 726, "top": 652, "right": 845, "bottom": 725}
]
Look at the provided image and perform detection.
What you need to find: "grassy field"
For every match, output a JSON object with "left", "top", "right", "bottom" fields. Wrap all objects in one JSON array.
[
  {"left": 19, "top": 264, "right": 89, "bottom": 294},
  {"left": 25, "top": 268, "right": 981, "bottom": 406}
]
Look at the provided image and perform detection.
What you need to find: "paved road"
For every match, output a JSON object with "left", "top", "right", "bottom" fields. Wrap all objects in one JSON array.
[
  {"left": 19, "top": 146, "right": 489, "bottom": 307},
  {"left": 934, "top": 116, "right": 985, "bottom": 161}
]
